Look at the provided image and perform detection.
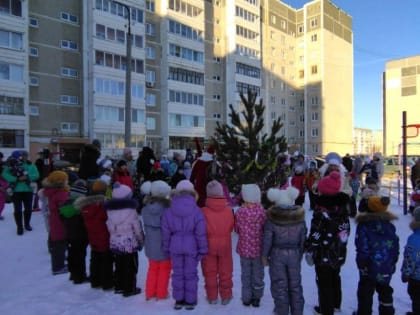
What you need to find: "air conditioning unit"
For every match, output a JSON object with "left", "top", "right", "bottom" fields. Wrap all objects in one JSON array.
[{"left": 146, "top": 81, "right": 155, "bottom": 88}]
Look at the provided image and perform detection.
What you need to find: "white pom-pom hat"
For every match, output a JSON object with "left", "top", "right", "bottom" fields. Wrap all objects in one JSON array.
[{"left": 267, "top": 186, "right": 299, "bottom": 207}]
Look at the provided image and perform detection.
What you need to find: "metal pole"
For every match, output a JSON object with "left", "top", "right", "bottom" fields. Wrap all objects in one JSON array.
[
  {"left": 114, "top": 1, "right": 132, "bottom": 148},
  {"left": 402, "top": 111, "right": 407, "bottom": 215}
]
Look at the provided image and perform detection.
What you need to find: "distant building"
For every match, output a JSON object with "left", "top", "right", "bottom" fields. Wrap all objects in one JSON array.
[
  {"left": 353, "top": 127, "right": 382, "bottom": 156},
  {"left": 383, "top": 55, "right": 420, "bottom": 156}
]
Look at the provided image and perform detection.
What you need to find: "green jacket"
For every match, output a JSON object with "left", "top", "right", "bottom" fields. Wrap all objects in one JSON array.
[{"left": 1, "top": 161, "right": 40, "bottom": 193}]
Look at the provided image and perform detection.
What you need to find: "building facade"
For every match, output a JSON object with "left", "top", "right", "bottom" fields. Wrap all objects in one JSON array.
[
  {"left": 383, "top": 55, "right": 420, "bottom": 157},
  {"left": 0, "top": 0, "right": 353, "bottom": 161},
  {"left": 353, "top": 127, "right": 382, "bottom": 156}
]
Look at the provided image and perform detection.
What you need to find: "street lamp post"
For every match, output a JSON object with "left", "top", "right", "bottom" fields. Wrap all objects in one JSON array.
[{"left": 114, "top": 1, "right": 131, "bottom": 148}]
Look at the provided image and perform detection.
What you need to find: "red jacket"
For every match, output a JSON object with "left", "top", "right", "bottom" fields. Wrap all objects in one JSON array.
[
  {"left": 291, "top": 174, "right": 305, "bottom": 196},
  {"left": 112, "top": 168, "right": 134, "bottom": 190},
  {"left": 75, "top": 195, "right": 110, "bottom": 252}
]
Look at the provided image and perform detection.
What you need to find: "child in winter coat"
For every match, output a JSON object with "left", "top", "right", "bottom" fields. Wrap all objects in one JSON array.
[
  {"left": 291, "top": 166, "right": 305, "bottom": 206},
  {"left": 304, "top": 161, "right": 319, "bottom": 210},
  {"left": 409, "top": 181, "right": 420, "bottom": 214},
  {"left": 112, "top": 160, "right": 134, "bottom": 191},
  {"left": 105, "top": 182, "right": 144, "bottom": 297},
  {"left": 305, "top": 171, "right": 350, "bottom": 315},
  {"left": 161, "top": 179, "right": 208, "bottom": 310},
  {"left": 59, "top": 179, "right": 89, "bottom": 284},
  {"left": 235, "top": 183, "right": 266, "bottom": 308},
  {"left": 140, "top": 180, "right": 172, "bottom": 301},
  {"left": 75, "top": 179, "right": 114, "bottom": 290},
  {"left": 401, "top": 206, "right": 420, "bottom": 315},
  {"left": 0, "top": 165, "right": 8, "bottom": 220},
  {"left": 263, "top": 186, "right": 307, "bottom": 315},
  {"left": 42, "top": 171, "right": 70, "bottom": 275},
  {"left": 353, "top": 196, "right": 399, "bottom": 315},
  {"left": 201, "top": 180, "right": 234, "bottom": 305},
  {"left": 358, "top": 177, "right": 380, "bottom": 213}
]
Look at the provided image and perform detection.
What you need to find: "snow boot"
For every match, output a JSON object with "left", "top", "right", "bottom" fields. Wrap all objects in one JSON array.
[
  {"left": 24, "top": 210, "right": 32, "bottom": 231},
  {"left": 14, "top": 212, "right": 23, "bottom": 235}
]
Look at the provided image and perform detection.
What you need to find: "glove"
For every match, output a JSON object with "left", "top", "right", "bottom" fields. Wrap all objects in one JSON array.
[
  {"left": 261, "top": 256, "right": 269, "bottom": 266},
  {"left": 305, "top": 252, "right": 314, "bottom": 266}
]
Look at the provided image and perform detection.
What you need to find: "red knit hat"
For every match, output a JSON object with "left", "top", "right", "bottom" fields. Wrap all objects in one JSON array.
[{"left": 317, "top": 171, "right": 341, "bottom": 195}]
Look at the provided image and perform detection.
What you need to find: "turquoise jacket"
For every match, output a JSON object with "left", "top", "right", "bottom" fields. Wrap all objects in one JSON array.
[{"left": 1, "top": 161, "right": 40, "bottom": 193}]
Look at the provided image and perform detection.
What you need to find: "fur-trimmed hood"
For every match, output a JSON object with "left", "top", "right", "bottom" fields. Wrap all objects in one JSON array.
[
  {"left": 143, "top": 195, "right": 171, "bottom": 209},
  {"left": 356, "top": 211, "right": 398, "bottom": 224},
  {"left": 74, "top": 194, "right": 106, "bottom": 210},
  {"left": 170, "top": 189, "right": 198, "bottom": 200},
  {"left": 267, "top": 205, "right": 305, "bottom": 225},
  {"left": 42, "top": 177, "right": 69, "bottom": 191}
]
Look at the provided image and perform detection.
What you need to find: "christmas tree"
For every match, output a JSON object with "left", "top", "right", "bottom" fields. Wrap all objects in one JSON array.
[{"left": 211, "top": 89, "right": 288, "bottom": 197}]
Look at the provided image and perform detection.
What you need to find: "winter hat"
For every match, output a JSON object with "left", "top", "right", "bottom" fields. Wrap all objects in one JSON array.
[
  {"left": 267, "top": 186, "right": 299, "bottom": 207},
  {"left": 47, "top": 170, "right": 68, "bottom": 184},
  {"left": 91, "top": 179, "right": 107, "bottom": 195},
  {"left": 325, "top": 152, "right": 342, "bottom": 166},
  {"left": 317, "top": 171, "right": 341, "bottom": 195},
  {"left": 373, "top": 152, "right": 383, "bottom": 160},
  {"left": 184, "top": 161, "right": 191, "bottom": 169},
  {"left": 241, "top": 183, "right": 261, "bottom": 203},
  {"left": 70, "top": 179, "right": 88, "bottom": 198},
  {"left": 11, "top": 150, "right": 22, "bottom": 159},
  {"left": 295, "top": 165, "right": 304, "bottom": 174},
  {"left": 175, "top": 179, "right": 195, "bottom": 192},
  {"left": 151, "top": 180, "right": 171, "bottom": 198},
  {"left": 99, "top": 174, "right": 111, "bottom": 185},
  {"left": 116, "top": 159, "right": 127, "bottom": 168},
  {"left": 206, "top": 180, "right": 224, "bottom": 198},
  {"left": 112, "top": 182, "right": 132, "bottom": 199},
  {"left": 367, "top": 196, "right": 390, "bottom": 212},
  {"left": 140, "top": 181, "right": 152, "bottom": 195},
  {"left": 92, "top": 139, "right": 101, "bottom": 149}
]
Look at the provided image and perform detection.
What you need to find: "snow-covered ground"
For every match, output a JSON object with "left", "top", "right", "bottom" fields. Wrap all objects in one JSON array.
[{"left": 0, "top": 194, "right": 414, "bottom": 315}]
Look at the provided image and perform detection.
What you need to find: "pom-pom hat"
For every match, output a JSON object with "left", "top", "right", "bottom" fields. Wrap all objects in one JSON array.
[
  {"left": 317, "top": 171, "right": 341, "bottom": 195},
  {"left": 367, "top": 196, "right": 390, "bottom": 212},
  {"left": 206, "top": 180, "right": 224, "bottom": 198},
  {"left": 112, "top": 182, "right": 132, "bottom": 199},
  {"left": 70, "top": 179, "right": 88, "bottom": 198},
  {"left": 140, "top": 181, "right": 152, "bottom": 195},
  {"left": 92, "top": 180, "right": 107, "bottom": 194},
  {"left": 267, "top": 186, "right": 299, "bottom": 207},
  {"left": 325, "top": 152, "right": 342, "bottom": 166}
]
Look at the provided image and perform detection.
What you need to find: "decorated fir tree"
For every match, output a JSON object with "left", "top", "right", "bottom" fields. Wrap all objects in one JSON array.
[{"left": 211, "top": 90, "right": 288, "bottom": 197}]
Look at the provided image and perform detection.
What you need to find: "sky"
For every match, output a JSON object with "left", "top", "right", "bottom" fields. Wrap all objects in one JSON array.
[
  {"left": 0, "top": 179, "right": 415, "bottom": 315},
  {"left": 285, "top": 0, "right": 420, "bottom": 130}
]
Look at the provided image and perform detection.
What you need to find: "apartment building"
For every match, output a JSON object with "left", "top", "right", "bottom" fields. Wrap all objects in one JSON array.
[
  {"left": 0, "top": 0, "right": 28, "bottom": 158},
  {"left": 1, "top": 0, "right": 353, "bottom": 161},
  {"left": 383, "top": 55, "right": 420, "bottom": 156},
  {"left": 353, "top": 127, "right": 382, "bottom": 156}
]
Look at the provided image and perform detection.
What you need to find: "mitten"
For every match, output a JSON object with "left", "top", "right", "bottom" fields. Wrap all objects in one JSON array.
[{"left": 305, "top": 252, "right": 314, "bottom": 266}]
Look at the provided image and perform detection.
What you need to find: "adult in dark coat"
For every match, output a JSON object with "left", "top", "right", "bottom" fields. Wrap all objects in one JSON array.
[
  {"left": 411, "top": 158, "right": 420, "bottom": 189},
  {"left": 342, "top": 153, "right": 353, "bottom": 173},
  {"left": 136, "top": 146, "right": 156, "bottom": 182},
  {"left": 78, "top": 140, "right": 101, "bottom": 180}
]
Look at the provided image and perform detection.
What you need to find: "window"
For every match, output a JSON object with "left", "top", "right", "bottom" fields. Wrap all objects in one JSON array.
[
  {"left": 132, "top": 109, "right": 145, "bottom": 123},
  {"left": 213, "top": 113, "right": 221, "bottom": 119},
  {"left": 146, "top": 0, "right": 155, "bottom": 12},
  {"left": 146, "top": 70, "right": 155, "bottom": 84},
  {"left": 146, "top": 94, "right": 156, "bottom": 106},
  {"left": 236, "top": 62, "right": 260, "bottom": 78},
  {"left": 146, "top": 23, "right": 155, "bottom": 36},
  {"left": 169, "top": 43, "right": 203, "bottom": 63},
  {"left": 271, "top": 15, "right": 276, "bottom": 24},
  {"left": 298, "top": 25, "right": 304, "bottom": 33},
  {"left": 146, "top": 117, "right": 155, "bottom": 130},
  {"left": 146, "top": 46, "right": 156, "bottom": 59},
  {"left": 96, "top": 24, "right": 106, "bottom": 39},
  {"left": 168, "top": 20, "right": 202, "bottom": 42},
  {"left": 0, "top": 30, "right": 22, "bottom": 50},
  {"left": 61, "top": 40, "right": 78, "bottom": 50},
  {"left": 0, "top": 95, "right": 24, "bottom": 115},
  {"left": 134, "top": 35, "right": 143, "bottom": 48},
  {"left": 61, "top": 12, "right": 78, "bottom": 24},
  {"left": 0, "top": 129, "right": 24, "bottom": 148},
  {"left": 29, "top": 76, "right": 39, "bottom": 86},
  {"left": 29, "top": 47, "right": 38, "bottom": 56},
  {"left": 280, "top": 20, "right": 286, "bottom": 30},
  {"left": 312, "top": 112, "right": 319, "bottom": 121},
  {"left": 61, "top": 67, "right": 78, "bottom": 78},
  {"left": 311, "top": 65, "right": 318, "bottom": 74},
  {"left": 299, "top": 70, "right": 304, "bottom": 78},
  {"left": 213, "top": 95, "right": 220, "bottom": 100},
  {"left": 311, "top": 96, "right": 319, "bottom": 105},
  {"left": 0, "top": 62, "right": 23, "bottom": 81},
  {"left": 29, "top": 17, "right": 39, "bottom": 28},
  {"left": 29, "top": 105, "right": 39, "bottom": 116},
  {"left": 61, "top": 122, "right": 79, "bottom": 133},
  {"left": 311, "top": 34, "right": 317, "bottom": 42},
  {"left": 311, "top": 128, "right": 319, "bottom": 137},
  {"left": 310, "top": 18, "right": 318, "bottom": 28},
  {"left": 0, "top": 0, "right": 22, "bottom": 17},
  {"left": 299, "top": 130, "right": 304, "bottom": 137},
  {"left": 169, "top": 0, "right": 201, "bottom": 17},
  {"left": 169, "top": 90, "right": 204, "bottom": 106},
  {"left": 271, "top": 112, "right": 276, "bottom": 119},
  {"left": 60, "top": 95, "right": 79, "bottom": 105}
]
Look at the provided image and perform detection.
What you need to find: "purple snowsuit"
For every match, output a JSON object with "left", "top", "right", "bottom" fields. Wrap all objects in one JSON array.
[{"left": 162, "top": 190, "right": 208, "bottom": 304}]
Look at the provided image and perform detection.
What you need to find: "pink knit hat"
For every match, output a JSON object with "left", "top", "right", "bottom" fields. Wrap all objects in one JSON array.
[
  {"left": 175, "top": 179, "right": 194, "bottom": 192},
  {"left": 206, "top": 180, "right": 224, "bottom": 198},
  {"left": 317, "top": 171, "right": 341, "bottom": 195},
  {"left": 112, "top": 182, "right": 132, "bottom": 199}
]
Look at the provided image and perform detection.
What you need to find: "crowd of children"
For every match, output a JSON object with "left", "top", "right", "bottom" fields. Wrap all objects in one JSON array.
[{"left": 2, "top": 148, "right": 420, "bottom": 315}]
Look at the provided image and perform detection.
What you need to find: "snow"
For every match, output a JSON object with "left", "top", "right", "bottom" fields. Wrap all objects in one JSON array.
[{"left": 0, "top": 194, "right": 413, "bottom": 315}]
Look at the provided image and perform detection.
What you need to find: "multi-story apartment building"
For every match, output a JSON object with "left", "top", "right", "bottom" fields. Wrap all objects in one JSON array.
[
  {"left": 353, "top": 127, "right": 382, "bottom": 156},
  {"left": 383, "top": 55, "right": 420, "bottom": 156},
  {"left": 0, "top": 0, "right": 28, "bottom": 159},
  {"left": 0, "top": 0, "right": 353, "bottom": 161},
  {"left": 28, "top": 0, "right": 86, "bottom": 161}
]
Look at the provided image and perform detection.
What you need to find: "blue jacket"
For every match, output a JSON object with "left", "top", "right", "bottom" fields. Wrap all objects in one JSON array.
[
  {"left": 401, "top": 224, "right": 420, "bottom": 281},
  {"left": 355, "top": 211, "right": 399, "bottom": 284}
]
